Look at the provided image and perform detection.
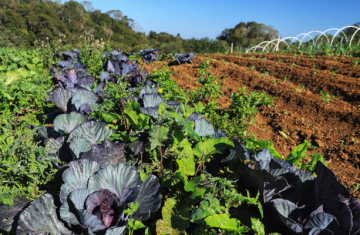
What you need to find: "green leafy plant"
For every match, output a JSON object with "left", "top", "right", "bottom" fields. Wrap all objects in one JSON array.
[
  {"left": 354, "top": 60, "right": 359, "bottom": 67},
  {"left": 299, "top": 84, "right": 306, "bottom": 90},
  {"left": 320, "top": 90, "right": 336, "bottom": 105}
]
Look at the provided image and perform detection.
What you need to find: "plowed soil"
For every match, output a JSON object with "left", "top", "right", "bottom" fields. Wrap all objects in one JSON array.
[{"left": 140, "top": 53, "right": 360, "bottom": 199}]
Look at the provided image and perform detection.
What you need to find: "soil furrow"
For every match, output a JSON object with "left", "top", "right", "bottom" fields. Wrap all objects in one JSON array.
[
  {"left": 231, "top": 52, "right": 360, "bottom": 66},
  {"left": 201, "top": 54, "right": 360, "bottom": 107},
  {"left": 141, "top": 56, "right": 360, "bottom": 199},
  {"left": 222, "top": 53, "right": 360, "bottom": 77}
]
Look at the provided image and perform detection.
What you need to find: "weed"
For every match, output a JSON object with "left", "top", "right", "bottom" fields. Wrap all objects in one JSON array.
[
  {"left": 320, "top": 91, "right": 336, "bottom": 105},
  {"left": 299, "top": 84, "right": 306, "bottom": 90},
  {"left": 313, "top": 65, "right": 317, "bottom": 74}
]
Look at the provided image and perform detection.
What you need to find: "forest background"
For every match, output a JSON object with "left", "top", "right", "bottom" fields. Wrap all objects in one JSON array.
[{"left": 0, "top": 0, "right": 359, "bottom": 54}]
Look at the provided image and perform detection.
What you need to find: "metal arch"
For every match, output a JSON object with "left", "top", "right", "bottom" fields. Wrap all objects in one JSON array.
[
  {"left": 298, "top": 31, "right": 319, "bottom": 48},
  {"left": 275, "top": 39, "right": 290, "bottom": 51},
  {"left": 262, "top": 41, "right": 278, "bottom": 52},
  {"left": 330, "top": 26, "right": 359, "bottom": 46},
  {"left": 314, "top": 28, "right": 341, "bottom": 44},
  {"left": 349, "top": 27, "right": 360, "bottom": 46},
  {"left": 245, "top": 25, "right": 360, "bottom": 54},
  {"left": 245, "top": 46, "right": 267, "bottom": 54},
  {"left": 262, "top": 39, "right": 282, "bottom": 52},
  {"left": 284, "top": 34, "right": 301, "bottom": 49},
  {"left": 256, "top": 41, "right": 273, "bottom": 47},
  {"left": 290, "top": 33, "right": 309, "bottom": 48},
  {"left": 281, "top": 37, "right": 302, "bottom": 49}
]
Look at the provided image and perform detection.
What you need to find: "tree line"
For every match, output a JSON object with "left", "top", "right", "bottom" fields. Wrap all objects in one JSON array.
[{"left": 1, "top": 0, "right": 358, "bottom": 54}]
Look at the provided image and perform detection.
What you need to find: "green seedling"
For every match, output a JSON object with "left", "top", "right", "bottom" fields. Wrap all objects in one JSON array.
[{"left": 320, "top": 90, "right": 336, "bottom": 105}]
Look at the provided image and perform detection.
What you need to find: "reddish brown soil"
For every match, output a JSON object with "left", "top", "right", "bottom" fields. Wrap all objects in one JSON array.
[
  {"left": 228, "top": 53, "right": 360, "bottom": 78},
  {"left": 140, "top": 54, "right": 360, "bottom": 199},
  {"left": 237, "top": 52, "right": 360, "bottom": 65}
]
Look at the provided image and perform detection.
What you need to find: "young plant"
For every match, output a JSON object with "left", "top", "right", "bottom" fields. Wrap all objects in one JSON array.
[
  {"left": 354, "top": 60, "right": 359, "bottom": 67},
  {"left": 299, "top": 84, "right": 306, "bottom": 90},
  {"left": 320, "top": 90, "right": 336, "bottom": 105}
]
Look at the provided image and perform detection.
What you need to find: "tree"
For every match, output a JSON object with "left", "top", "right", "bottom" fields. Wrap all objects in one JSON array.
[
  {"left": 106, "top": 10, "right": 123, "bottom": 22},
  {"left": 63, "top": 1, "right": 86, "bottom": 23},
  {"left": 103, "top": 26, "right": 113, "bottom": 41},
  {"left": 131, "top": 21, "right": 144, "bottom": 33},
  {"left": 122, "top": 15, "right": 133, "bottom": 27},
  {"left": 0, "top": 0, "right": 17, "bottom": 10},
  {"left": 216, "top": 21, "right": 278, "bottom": 49},
  {"left": 80, "top": 1, "right": 93, "bottom": 13}
]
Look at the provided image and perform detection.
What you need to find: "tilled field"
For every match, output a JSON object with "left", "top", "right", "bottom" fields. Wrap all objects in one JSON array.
[{"left": 141, "top": 53, "right": 360, "bottom": 198}]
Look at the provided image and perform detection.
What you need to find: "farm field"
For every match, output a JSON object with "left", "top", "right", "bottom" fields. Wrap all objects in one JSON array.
[
  {"left": 141, "top": 53, "right": 360, "bottom": 198},
  {"left": 1, "top": 0, "right": 360, "bottom": 232},
  {"left": 2, "top": 44, "right": 360, "bottom": 234}
]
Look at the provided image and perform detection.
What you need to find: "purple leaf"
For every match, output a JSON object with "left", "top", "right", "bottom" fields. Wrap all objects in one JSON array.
[
  {"left": 86, "top": 189, "right": 120, "bottom": 227},
  {"left": 49, "top": 88, "right": 74, "bottom": 113},
  {"left": 0, "top": 196, "right": 31, "bottom": 233},
  {"left": 81, "top": 139, "right": 128, "bottom": 168},
  {"left": 315, "top": 162, "right": 350, "bottom": 204},
  {"left": 87, "top": 163, "right": 141, "bottom": 205},
  {"left": 133, "top": 175, "right": 162, "bottom": 221}
]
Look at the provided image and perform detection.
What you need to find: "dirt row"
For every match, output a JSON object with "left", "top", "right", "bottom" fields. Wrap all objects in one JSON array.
[
  {"left": 140, "top": 56, "right": 360, "bottom": 199},
  {"left": 199, "top": 54, "right": 360, "bottom": 107},
  {"left": 234, "top": 52, "right": 360, "bottom": 66},
  {"left": 224, "top": 53, "right": 360, "bottom": 78}
]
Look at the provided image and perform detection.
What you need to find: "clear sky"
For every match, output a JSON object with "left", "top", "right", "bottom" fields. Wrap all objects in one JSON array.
[{"left": 69, "top": 0, "right": 360, "bottom": 40}]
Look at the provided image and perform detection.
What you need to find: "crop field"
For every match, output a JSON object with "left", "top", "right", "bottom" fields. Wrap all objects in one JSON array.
[
  {"left": 1, "top": 39, "right": 360, "bottom": 235},
  {"left": 141, "top": 53, "right": 360, "bottom": 198}
]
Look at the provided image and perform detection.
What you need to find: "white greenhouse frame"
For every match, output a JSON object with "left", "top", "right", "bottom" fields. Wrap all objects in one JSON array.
[{"left": 245, "top": 25, "right": 360, "bottom": 53}]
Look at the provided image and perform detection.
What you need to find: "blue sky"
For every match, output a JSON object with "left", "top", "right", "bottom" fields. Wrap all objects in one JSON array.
[{"left": 70, "top": 0, "right": 359, "bottom": 40}]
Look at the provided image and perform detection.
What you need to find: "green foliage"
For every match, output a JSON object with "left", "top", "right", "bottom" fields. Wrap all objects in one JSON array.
[
  {"left": 247, "top": 137, "right": 326, "bottom": 173},
  {"left": 205, "top": 214, "right": 249, "bottom": 234},
  {"left": 226, "top": 86, "right": 275, "bottom": 133},
  {"left": 0, "top": 42, "right": 331, "bottom": 235},
  {"left": 156, "top": 198, "right": 190, "bottom": 234},
  {"left": 0, "top": 47, "right": 60, "bottom": 205},
  {"left": 251, "top": 218, "right": 265, "bottom": 235},
  {"left": 217, "top": 21, "right": 279, "bottom": 49},
  {"left": 320, "top": 90, "right": 336, "bottom": 105},
  {"left": 149, "top": 66, "right": 189, "bottom": 104}
]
